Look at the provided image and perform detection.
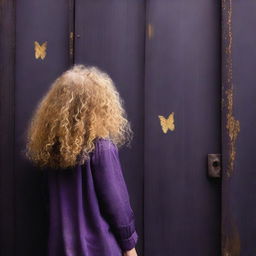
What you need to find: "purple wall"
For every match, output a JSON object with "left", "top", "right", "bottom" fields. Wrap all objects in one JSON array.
[{"left": 1, "top": 0, "right": 256, "bottom": 255}]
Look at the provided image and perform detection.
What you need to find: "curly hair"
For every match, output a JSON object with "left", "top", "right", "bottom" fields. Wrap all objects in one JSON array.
[{"left": 25, "top": 64, "right": 133, "bottom": 170}]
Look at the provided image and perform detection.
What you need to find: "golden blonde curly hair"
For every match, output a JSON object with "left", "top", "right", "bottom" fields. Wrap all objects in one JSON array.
[{"left": 25, "top": 64, "right": 133, "bottom": 169}]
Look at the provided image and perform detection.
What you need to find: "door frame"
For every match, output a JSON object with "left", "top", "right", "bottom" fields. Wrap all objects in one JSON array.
[{"left": 0, "top": 1, "right": 16, "bottom": 255}]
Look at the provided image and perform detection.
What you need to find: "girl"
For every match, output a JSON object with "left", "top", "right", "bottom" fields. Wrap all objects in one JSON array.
[{"left": 25, "top": 64, "right": 139, "bottom": 256}]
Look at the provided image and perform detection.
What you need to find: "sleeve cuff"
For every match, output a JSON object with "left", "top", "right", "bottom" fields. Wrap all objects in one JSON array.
[
  {"left": 111, "top": 218, "right": 139, "bottom": 251},
  {"left": 117, "top": 230, "right": 139, "bottom": 252}
]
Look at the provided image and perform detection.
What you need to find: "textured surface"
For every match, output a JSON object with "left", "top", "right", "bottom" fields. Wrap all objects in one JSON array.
[
  {"left": 221, "top": 0, "right": 256, "bottom": 255},
  {"left": 75, "top": 1, "right": 146, "bottom": 254},
  {"left": 15, "top": 1, "right": 70, "bottom": 255},
  {"left": 3, "top": 0, "right": 256, "bottom": 255},
  {"left": 144, "top": 0, "right": 221, "bottom": 255}
]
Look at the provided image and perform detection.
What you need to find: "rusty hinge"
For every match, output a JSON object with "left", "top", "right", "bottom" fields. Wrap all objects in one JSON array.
[{"left": 208, "top": 154, "right": 221, "bottom": 178}]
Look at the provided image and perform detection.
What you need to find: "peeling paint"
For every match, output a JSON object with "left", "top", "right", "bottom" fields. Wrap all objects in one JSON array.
[
  {"left": 222, "top": 0, "right": 240, "bottom": 177},
  {"left": 222, "top": 213, "right": 241, "bottom": 256},
  {"left": 225, "top": 89, "right": 240, "bottom": 176},
  {"left": 222, "top": 0, "right": 241, "bottom": 252}
]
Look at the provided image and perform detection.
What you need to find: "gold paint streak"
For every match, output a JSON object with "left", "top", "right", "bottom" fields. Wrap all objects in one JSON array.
[
  {"left": 147, "top": 23, "right": 154, "bottom": 39},
  {"left": 69, "top": 32, "right": 74, "bottom": 56},
  {"left": 222, "top": 0, "right": 240, "bottom": 177},
  {"left": 34, "top": 41, "right": 47, "bottom": 60},
  {"left": 158, "top": 112, "right": 175, "bottom": 134},
  {"left": 226, "top": 88, "right": 240, "bottom": 175}
]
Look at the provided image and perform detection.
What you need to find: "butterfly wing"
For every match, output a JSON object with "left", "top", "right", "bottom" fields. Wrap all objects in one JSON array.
[
  {"left": 158, "top": 115, "right": 168, "bottom": 133},
  {"left": 167, "top": 112, "right": 175, "bottom": 131},
  {"left": 41, "top": 41, "right": 47, "bottom": 59},
  {"left": 34, "top": 41, "right": 40, "bottom": 59}
]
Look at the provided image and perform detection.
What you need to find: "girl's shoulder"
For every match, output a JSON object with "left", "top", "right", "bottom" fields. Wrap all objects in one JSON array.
[
  {"left": 94, "top": 137, "right": 117, "bottom": 152},
  {"left": 91, "top": 137, "right": 118, "bottom": 164}
]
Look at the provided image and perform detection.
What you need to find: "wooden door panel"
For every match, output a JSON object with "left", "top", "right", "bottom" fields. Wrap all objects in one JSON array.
[
  {"left": 15, "top": 1, "right": 70, "bottom": 255},
  {"left": 3, "top": 1, "right": 256, "bottom": 255},
  {"left": 144, "top": 1, "right": 221, "bottom": 255},
  {"left": 75, "top": 0, "right": 146, "bottom": 254},
  {"left": 0, "top": 1, "right": 16, "bottom": 255}
]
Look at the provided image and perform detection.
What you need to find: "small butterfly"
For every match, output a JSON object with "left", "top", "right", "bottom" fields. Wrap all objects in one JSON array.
[
  {"left": 158, "top": 112, "right": 175, "bottom": 134},
  {"left": 34, "top": 41, "right": 47, "bottom": 60}
]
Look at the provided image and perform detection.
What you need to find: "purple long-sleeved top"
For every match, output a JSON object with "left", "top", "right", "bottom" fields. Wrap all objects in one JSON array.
[{"left": 45, "top": 137, "right": 138, "bottom": 256}]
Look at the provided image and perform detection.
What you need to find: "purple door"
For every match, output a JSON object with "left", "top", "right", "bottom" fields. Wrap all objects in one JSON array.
[
  {"left": 1, "top": 1, "right": 70, "bottom": 255},
  {"left": 74, "top": 1, "right": 146, "bottom": 253},
  {"left": 144, "top": 1, "right": 221, "bottom": 255},
  {"left": 1, "top": 1, "right": 256, "bottom": 256}
]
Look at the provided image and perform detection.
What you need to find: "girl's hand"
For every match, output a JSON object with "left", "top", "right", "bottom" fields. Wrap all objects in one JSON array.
[{"left": 123, "top": 248, "right": 138, "bottom": 256}]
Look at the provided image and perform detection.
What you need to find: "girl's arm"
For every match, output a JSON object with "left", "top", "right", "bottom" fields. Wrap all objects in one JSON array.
[{"left": 91, "top": 139, "right": 138, "bottom": 253}]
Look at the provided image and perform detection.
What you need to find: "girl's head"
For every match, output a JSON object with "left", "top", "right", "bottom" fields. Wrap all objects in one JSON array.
[{"left": 25, "top": 64, "right": 133, "bottom": 169}]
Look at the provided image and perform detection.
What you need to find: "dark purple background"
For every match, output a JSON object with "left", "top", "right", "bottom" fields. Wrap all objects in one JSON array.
[{"left": 1, "top": 0, "right": 256, "bottom": 255}]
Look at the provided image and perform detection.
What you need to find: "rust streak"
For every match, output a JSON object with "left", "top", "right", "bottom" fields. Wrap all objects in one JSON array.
[
  {"left": 222, "top": 0, "right": 240, "bottom": 177},
  {"left": 222, "top": 214, "right": 241, "bottom": 256}
]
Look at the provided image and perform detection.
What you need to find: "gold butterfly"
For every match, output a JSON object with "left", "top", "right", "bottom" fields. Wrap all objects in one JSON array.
[
  {"left": 158, "top": 112, "right": 175, "bottom": 133},
  {"left": 34, "top": 41, "right": 47, "bottom": 59}
]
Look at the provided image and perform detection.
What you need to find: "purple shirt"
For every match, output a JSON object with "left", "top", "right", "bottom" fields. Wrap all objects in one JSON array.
[{"left": 46, "top": 138, "right": 138, "bottom": 256}]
